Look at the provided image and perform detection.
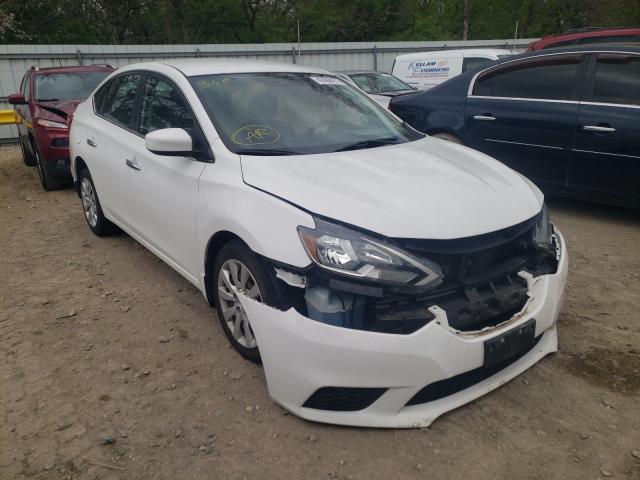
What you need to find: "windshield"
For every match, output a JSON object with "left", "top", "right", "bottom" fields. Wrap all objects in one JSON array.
[
  {"left": 349, "top": 73, "right": 414, "bottom": 94},
  {"left": 35, "top": 72, "right": 111, "bottom": 102},
  {"left": 190, "top": 73, "right": 422, "bottom": 156}
]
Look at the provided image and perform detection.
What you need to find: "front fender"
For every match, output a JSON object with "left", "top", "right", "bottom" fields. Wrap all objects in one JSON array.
[{"left": 196, "top": 159, "right": 314, "bottom": 284}]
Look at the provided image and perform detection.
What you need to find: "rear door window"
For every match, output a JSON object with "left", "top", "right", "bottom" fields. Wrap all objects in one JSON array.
[
  {"left": 592, "top": 54, "right": 640, "bottom": 106},
  {"left": 96, "top": 73, "right": 142, "bottom": 129},
  {"left": 473, "top": 55, "right": 582, "bottom": 101}
]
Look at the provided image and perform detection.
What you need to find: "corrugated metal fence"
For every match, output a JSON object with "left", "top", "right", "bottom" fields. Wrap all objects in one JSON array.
[{"left": 0, "top": 38, "right": 534, "bottom": 141}]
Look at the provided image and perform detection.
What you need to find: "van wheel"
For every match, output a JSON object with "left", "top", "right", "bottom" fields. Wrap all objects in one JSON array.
[
  {"left": 78, "top": 168, "right": 118, "bottom": 236},
  {"left": 432, "top": 133, "right": 464, "bottom": 145},
  {"left": 212, "top": 240, "right": 276, "bottom": 363},
  {"left": 20, "top": 139, "right": 37, "bottom": 167},
  {"left": 35, "top": 145, "right": 63, "bottom": 191}
]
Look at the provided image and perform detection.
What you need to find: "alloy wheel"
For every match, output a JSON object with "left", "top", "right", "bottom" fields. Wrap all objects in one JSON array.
[
  {"left": 216, "top": 259, "right": 262, "bottom": 348},
  {"left": 80, "top": 178, "right": 98, "bottom": 227}
]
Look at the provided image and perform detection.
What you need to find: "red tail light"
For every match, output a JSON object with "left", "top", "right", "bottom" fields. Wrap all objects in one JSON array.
[{"left": 66, "top": 112, "right": 74, "bottom": 128}]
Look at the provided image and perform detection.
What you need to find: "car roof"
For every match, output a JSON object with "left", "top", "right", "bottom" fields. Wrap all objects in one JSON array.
[
  {"left": 503, "top": 44, "right": 640, "bottom": 61},
  {"left": 529, "top": 27, "right": 640, "bottom": 50},
  {"left": 394, "top": 48, "right": 514, "bottom": 61},
  {"left": 32, "top": 64, "right": 114, "bottom": 74},
  {"left": 121, "top": 59, "right": 330, "bottom": 77}
]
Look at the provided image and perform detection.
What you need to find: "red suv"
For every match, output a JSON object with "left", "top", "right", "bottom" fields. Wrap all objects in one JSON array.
[
  {"left": 8, "top": 64, "right": 114, "bottom": 190},
  {"left": 528, "top": 27, "right": 640, "bottom": 51}
]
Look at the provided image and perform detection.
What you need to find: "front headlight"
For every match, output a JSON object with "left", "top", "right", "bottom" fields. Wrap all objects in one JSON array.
[
  {"left": 36, "top": 118, "right": 68, "bottom": 130},
  {"left": 532, "top": 205, "right": 554, "bottom": 249},
  {"left": 298, "top": 219, "right": 443, "bottom": 289}
]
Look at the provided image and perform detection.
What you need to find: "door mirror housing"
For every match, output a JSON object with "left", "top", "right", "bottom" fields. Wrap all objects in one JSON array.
[
  {"left": 8, "top": 93, "right": 26, "bottom": 105},
  {"left": 145, "top": 128, "right": 193, "bottom": 156}
]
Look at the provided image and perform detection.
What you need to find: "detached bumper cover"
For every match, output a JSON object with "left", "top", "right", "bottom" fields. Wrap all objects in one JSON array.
[{"left": 238, "top": 231, "right": 568, "bottom": 428}]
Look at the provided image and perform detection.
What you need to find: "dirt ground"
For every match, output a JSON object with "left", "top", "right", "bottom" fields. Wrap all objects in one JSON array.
[{"left": 0, "top": 144, "right": 639, "bottom": 480}]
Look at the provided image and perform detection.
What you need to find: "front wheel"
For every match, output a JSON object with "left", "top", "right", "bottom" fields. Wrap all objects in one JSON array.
[
  {"left": 78, "top": 168, "right": 118, "bottom": 236},
  {"left": 20, "top": 139, "right": 36, "bottom": 167},
  {"left": 212, "top": 240, "right": 276, "bottom": 363},
  {"left": 35, "top": 145, "right": 63, "bottom": 191}
]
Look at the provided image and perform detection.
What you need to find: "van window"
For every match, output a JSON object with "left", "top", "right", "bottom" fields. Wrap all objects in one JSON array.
[
  {"left": 462, "top": 57, "right": 494, "bottom": 73},
  {"left": 593, "top": 54, "right": 640, "bottom": 106},
  {"left": 473, "top": 55, "right": 581, "bottom": 100}
]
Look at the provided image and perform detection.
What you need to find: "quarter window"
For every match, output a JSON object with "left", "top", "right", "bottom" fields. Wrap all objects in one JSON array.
[
  {"left": 97, "top": 74, "right": 141, "bottom": 128},
  {"left": 138, "top": 75, "right": 193, "bottom": 135},
  {"left": 473, "top": 55, "right": 582, "bottom": 101},
  {"left": 593, "top": 54, "right": 640, "bottom": 106}
]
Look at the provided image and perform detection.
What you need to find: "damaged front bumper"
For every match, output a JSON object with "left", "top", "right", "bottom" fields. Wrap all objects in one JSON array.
[{"left": 237, "top": 231, "right": 568, "bottom": 428}]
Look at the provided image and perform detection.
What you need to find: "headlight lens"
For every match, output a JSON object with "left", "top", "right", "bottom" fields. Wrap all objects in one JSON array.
[
  {"left": 532, "top": 205, "right": 554, "bottom": 249},
  {"left": 298, "top": 219, "right": 443, "bottom": 289},
  {"left": 37, "top": 118, "right": 68, "bottom": 130}
]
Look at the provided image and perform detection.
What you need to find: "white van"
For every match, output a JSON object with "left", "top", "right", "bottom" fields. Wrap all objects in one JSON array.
[{"left": 392, "top": 48, "right": 514, "bottom": 90}]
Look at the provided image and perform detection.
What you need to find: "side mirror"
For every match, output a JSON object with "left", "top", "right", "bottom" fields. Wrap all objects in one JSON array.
[
  {"left": 145, "top": 128, "right": 193, "bottom": 156},
  {"left": 8, "top": 93, "right": 26, "bottom": 105}
]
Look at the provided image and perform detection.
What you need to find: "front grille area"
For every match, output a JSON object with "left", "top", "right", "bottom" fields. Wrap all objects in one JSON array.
[
  {"left": 365, "top": 213, "right": 558, "bottom": 334},
  {"left": 51, "top": 137, "right": 69, "bottom": 147},
  {"left": 406, "top": 334, "right": 542, "bottom": 406},
  {"left": 303, "top": 387, "right": 387, "bottom": 411}
]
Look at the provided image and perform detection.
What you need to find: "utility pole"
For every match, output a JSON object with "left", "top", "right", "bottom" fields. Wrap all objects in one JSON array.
[{"left": 463, "top": 0, "right": 469, "bottom": 40}]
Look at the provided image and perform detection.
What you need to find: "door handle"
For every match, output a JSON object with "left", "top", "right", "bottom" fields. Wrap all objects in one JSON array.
[
  {"left": 473, "top": 115, "right": 496, "bottom": 121},
  {"left": 125, "top": 158, "right": 142, "bottom": 171},
  {"left": 86, "top": 138, "right": 97, "bottom": 147},
  {"left": 583, "top": 125, "right": 616, "bottom": 133}
]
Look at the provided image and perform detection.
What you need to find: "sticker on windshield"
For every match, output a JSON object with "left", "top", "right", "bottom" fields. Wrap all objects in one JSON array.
[
  {"left": 310, "top": 76, "right": 344, "bottom": 85},
  {"left": 231, "top": 125, "right": 280, "bottom": 145}
]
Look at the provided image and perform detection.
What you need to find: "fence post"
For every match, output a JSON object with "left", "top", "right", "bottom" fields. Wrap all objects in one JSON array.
[
  {"left": 76, "top": 48, "right": 83, "bottom": 66},
  {"left": 291, "top": 46, "right": 297, "bottom": 64},
  {"left": 373, "top": 44, "right": 378, "bottom": 70}
]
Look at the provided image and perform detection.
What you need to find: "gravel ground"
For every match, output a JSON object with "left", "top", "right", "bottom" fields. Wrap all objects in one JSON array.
[{"left": 1, "top": 144, "right": 639, "bottom": 480}]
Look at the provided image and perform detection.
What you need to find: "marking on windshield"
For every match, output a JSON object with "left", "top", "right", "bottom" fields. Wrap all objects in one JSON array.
[{"left": 231, "top": 125, "right": 280, "bottom": 145}]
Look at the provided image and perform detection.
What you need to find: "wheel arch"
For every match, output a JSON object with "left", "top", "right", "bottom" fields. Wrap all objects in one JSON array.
[
  {"left": 74, "top": 156, "right": 88, "bottom": 196},
  {"left": 203, "top": 230, "right": 245, "bottom": 306}
]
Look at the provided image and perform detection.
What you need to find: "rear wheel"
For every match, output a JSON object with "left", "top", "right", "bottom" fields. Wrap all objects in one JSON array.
[
  {"left": 20, "top": 139, "right": 36, "bottom": 167},
  {"left": 35, "top": 144, "right": 63, "bottom": 191},
  {"left": 78, "top": 168, "right": 118, "bottom": 236},
  {"left": 432, "top": 132, "right": 464, "bottom": 145},
  {"left": 212, "top": 240, "right": 276, "bottom": 363}
]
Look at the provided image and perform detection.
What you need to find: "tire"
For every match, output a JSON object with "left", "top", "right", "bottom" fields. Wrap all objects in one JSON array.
[
  {"left": 34, "top": 144, "right": 63, "bottom": 191},
  {"left": 20, "top": 139, "right": 37, "bottom": 167},
  {"left": 212, "top": 240, "right": 277, "bottom": 363},
  {"left": 432, "top": 132, "right": 464, "bottom": 145},
  {"left": 78, "top": 168, "right": 118, "bottom": 237}
]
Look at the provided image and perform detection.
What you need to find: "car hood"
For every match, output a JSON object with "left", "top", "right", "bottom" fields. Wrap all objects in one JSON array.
[
  {"left": 35, "top": 100, "right": 82, "bottom": 120},
  {"left": 240, "top": 137, "right": 543, "bottom": 239}
]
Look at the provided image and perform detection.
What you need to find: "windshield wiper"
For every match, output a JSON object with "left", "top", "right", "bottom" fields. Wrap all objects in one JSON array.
[
  {"left": 37, "top": 98, "right": 60, "bottom": 102},
  {"left": 334, "top": 137, "right": 400, "bottom": 152},
  {"left": 235, "top": 148, "right": 301, "bottom": 156}
]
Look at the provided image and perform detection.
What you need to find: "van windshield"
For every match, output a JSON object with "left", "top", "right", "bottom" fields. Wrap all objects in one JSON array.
[{"left": 190, "top": 73, "right": 423, "bottom": 156}]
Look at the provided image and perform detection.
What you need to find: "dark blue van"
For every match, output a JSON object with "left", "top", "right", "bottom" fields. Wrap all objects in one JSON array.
[{"left": 389, "top": 46, "right": 640, "bottom": 208}]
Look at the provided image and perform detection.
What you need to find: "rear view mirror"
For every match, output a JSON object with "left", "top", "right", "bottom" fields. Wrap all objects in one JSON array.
[
  {"left": 8, "top": 93, "right": 26, "bottom": 105},
  {"left": 145, "top": 128, "right": 193, "bottom": 156}
]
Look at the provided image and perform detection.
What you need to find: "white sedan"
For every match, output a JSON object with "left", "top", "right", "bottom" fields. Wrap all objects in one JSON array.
[{"left": 69, "top": 59, "right": 567, "bottom": 428}]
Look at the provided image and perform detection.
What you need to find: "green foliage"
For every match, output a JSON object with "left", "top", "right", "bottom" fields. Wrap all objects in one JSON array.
[{"left": 1, "top": 0, "right": 639, "bottom": 44}]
